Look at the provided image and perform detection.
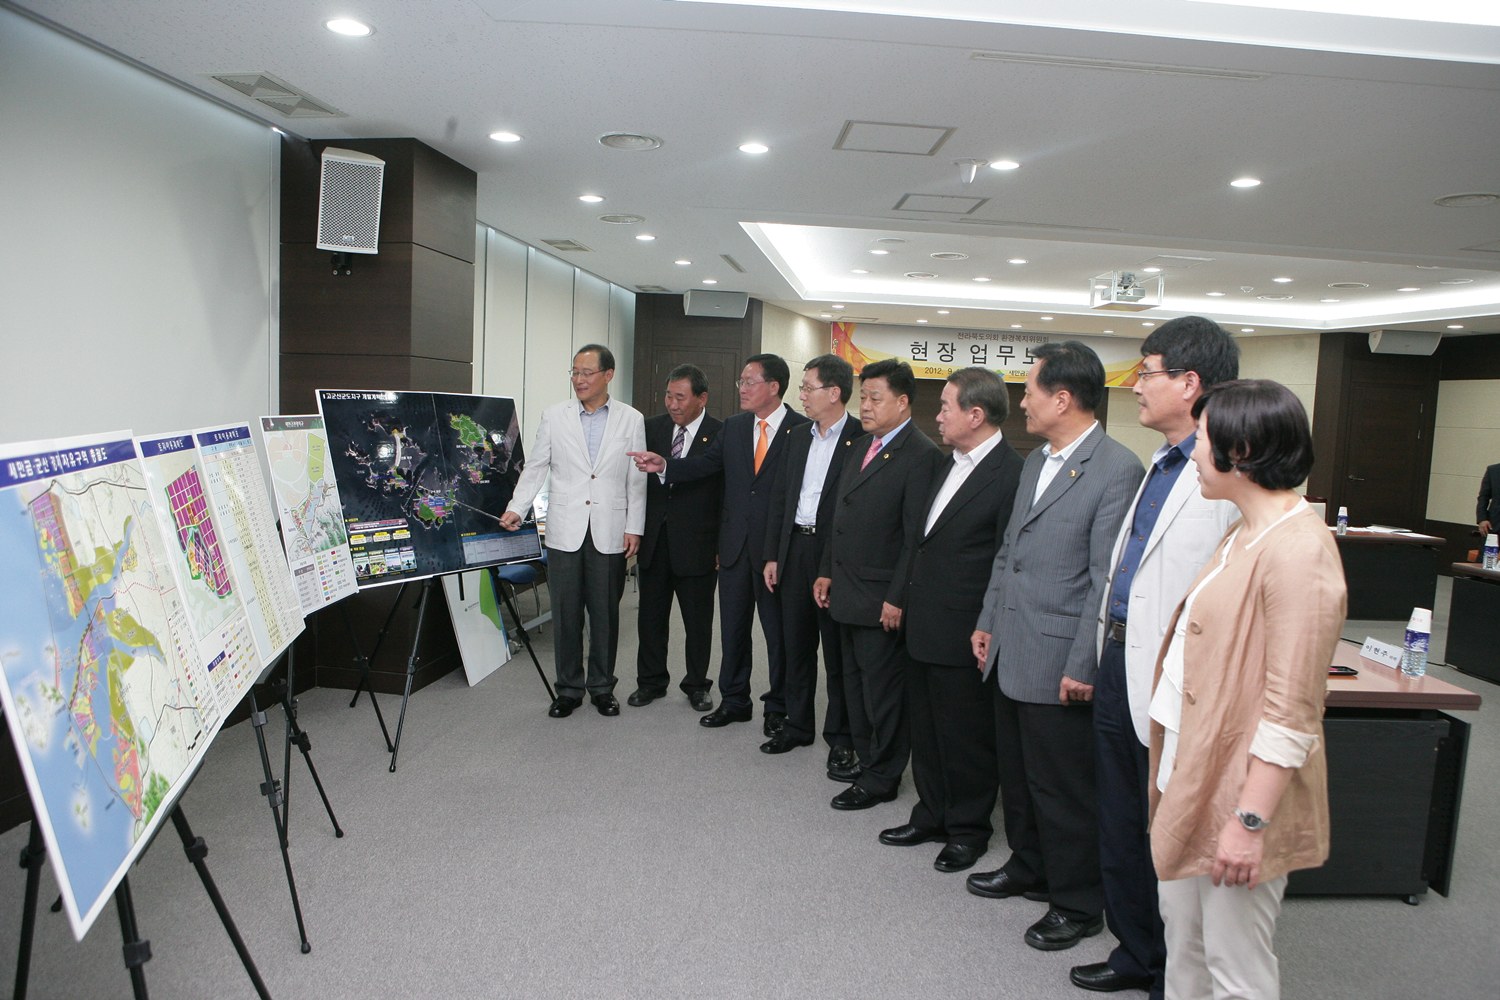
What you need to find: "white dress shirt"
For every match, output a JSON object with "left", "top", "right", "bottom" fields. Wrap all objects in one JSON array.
[
  {"left": 794, "top": 418, "right": 846, "bottom": 526},
  {"left": 1032, "top": 420, "right": 1099, "bottom": 505},
  {"left": 924, "top": 428, "right": 1004, "bottom": 535}
]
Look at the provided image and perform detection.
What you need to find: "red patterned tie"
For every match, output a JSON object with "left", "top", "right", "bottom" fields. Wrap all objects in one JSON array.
[{"left": 861, "top": 436, "right": 883, "bottom": 470}]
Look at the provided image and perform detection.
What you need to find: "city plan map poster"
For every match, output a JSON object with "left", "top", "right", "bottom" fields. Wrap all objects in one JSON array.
[
  {"left": 258, "top": 415, "right": 359, "bottom": 615},
  {"left": 0, "top": 432, "right": 222, "bottom": 938},
  {"left": 317, "top": 390, "right": 538, "bottom": 587}
]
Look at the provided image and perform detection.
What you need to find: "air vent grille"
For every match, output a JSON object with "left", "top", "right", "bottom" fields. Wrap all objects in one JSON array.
[
  {"left": 210, "top": 72, "right": 344, "bottom": 118},
  {"left": 541, "top": 239, "right": 593, "bottom": 253},
  {"left": 970, "top": 51, "right": 1267, "bottom": 82},
  {"left": 720, "top": 254, "right": 747, "bottom": 273}
]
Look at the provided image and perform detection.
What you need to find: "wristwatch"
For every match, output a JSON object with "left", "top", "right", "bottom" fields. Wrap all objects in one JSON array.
[{"left": 1234, "top": 808, "right": 1270, "bottom": 832}]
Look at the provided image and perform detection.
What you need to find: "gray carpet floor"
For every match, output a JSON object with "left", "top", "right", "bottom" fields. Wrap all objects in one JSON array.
[{"left": 2, "top": 577, "right": 1497, "bottom": 999}]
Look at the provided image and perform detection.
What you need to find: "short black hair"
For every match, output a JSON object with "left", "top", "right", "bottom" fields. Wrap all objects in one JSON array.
[
  {"left": 746, "top": 353, "right": 790, "bottom": 398},
  {"left": 1141, "top": 316, "right": 1240, "bottom": 389},
  {"left": 947, "top": 366, "right": 1008, "bottom": 426},
  {"left": 1192, "top": 379, "right": 1314, "bottom": 490},
  {"left": 805, "top": 354, "right": 854, "bottom": 404},
  {"left": 666, "top": 363, "right": 709, "bottom": 396},
  {"left": 1032, "top": 341, "right": 1104, "bottom": 412},
  {"left": 860, "top": 357, "right": 917, "bottom": 403},
  {"left": 575, "top": 343, "right": 615, "bottom": 372}
]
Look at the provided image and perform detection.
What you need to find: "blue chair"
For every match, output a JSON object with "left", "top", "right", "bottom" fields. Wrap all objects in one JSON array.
[{"left": 492, "top": 551, "right": 547, "bottom": 624}]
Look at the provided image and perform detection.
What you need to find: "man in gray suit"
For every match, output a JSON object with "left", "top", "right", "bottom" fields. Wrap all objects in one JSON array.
[{"left": 968, "top": 341, "right": 1145, "bottom": 952}]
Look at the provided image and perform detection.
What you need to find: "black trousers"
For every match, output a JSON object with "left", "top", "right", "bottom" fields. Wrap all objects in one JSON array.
[
  {"left": 842, "top": 622, "right": 908, "bottom": 796},
  {"left": 778, "top": 531, "right": 851, "bottom": 746},
  {"left": 906, "top": 655, "right": 997, "bottom": 847},
  {"left": 1095, "top": 636, "right": 1165, "bottom": 997},
  {"left": 994, "top": 687, "right": 1103, "bottom": 922},
  {"left": 634, "top": 547, "right": 716, "bottom": 694},
  {"left": 716, "top": 551, "right": 785, "bottom": 714},
  {"left": 546, "top": 529, "right": 626, "bottom": 698}
]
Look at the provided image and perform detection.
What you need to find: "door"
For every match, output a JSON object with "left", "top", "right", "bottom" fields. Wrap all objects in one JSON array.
[{"left": 1341, "top": 380, "right": 1429, "bottom": 528}]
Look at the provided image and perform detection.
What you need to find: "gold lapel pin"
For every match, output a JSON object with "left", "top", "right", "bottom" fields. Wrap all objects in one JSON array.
[
  {"left": 700, "top": 435, "right": 709, "bottom": 443},
  {"left": 1069, "top": 469, "right": 1078, "bottom": 478},
  {"left": 882, "top": 453, "right": 891, "bottom": 461}
]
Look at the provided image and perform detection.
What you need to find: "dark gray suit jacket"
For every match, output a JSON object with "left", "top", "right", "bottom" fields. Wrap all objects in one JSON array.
[{"left": 976, "top": 424, "right": 1144, "bottom": 704}]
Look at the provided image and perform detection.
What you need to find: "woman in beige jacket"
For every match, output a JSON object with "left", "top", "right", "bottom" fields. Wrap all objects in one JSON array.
[{"left": 1147, "top": 380, "right": 1346, "bottom": 999}]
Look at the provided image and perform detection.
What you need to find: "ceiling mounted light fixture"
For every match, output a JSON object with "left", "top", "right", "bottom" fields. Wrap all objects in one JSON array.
[
  {"left": 702, "top": 278, "right": 718, "bottom": 285},
  {"left": 489, "top": 131, "right": 522, "bottom": 143},
  {"left": 739, "top": 142, "right": 769, "bottom": 154},
  {"left": 1230, "top": 177, "right": 1262, "bottom": 189},
  {"left": 1007, "top": 258, "right": 1028, "bottom": 265},
  {"left": 851, "top": 268, "right": 870, "bottom": 274},
  {"left": 870, "top": 249, "right": 890, "bottom": 255},
  {"left": 635, "top": 234, "right": 655, "bottom": 241},
  {"left": 972, "top": 276, "right": 991, "bottom": 282},
  {"left": 325, "top": 18, "right": 373, "bottom": 36},
  {"left": 599, "top": 214, "right": 645, "bottom": 225},
  {"left": 578, "top": 194, "right": 603, "bottom": 203},
  {"left": 955, "top": 158, "right": 987, "bottom": 184},
  {"left": 1206, "top": 291, "right": 1226, "bottom": 297},
  {"left": 989, "top": 159, "right": 1020, "bottom": 171},
  {"left": 1448, "top": 324, "right": 1465, "bottom": 329},
  {"left": 675, "top": 259, "right": 691, "bottom": 266},
  {"left": 1398, "top": 286, "right": 1421, "bottom": 292},
  {"left": 1273, "top": 276, "right": 1293, "bottom": 283},
  {"left": 931, "top": 251, "right": 968, "bottom": 261},
  {"left": 917, "top": 318, "right": 928, "bottom": 323},
  {"left": 599, "top": 132, "right": 663, "bottom": 151},
  {"left": 937, "top": 309, "right": 950, "bottom": 315}
]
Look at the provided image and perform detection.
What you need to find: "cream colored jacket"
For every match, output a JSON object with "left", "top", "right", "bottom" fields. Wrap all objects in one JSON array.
[{"left": 1148, "top": 505, "right": 1347, "bottom": 882}]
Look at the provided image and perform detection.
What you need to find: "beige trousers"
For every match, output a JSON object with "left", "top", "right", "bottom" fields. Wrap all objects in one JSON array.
[{"left": 1158, "top": 873, "right": 1288, "bottom": 1000}]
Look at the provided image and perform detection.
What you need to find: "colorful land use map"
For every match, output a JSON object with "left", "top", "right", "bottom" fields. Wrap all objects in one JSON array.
[
  {"left": 0, "top": 433, "right": 222, "bottom": 938},
  {"left": 259, "top": 415, "right": 359, "bottom": 615},
  {"left": 317, "top": 391, "right": 538, "bottom": 587}
]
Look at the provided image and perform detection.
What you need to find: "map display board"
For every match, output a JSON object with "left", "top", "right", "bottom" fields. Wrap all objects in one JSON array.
[
  {"left": 317, "top": 390, "right": 539, "bottom": 587},
  {"left": 193, "top": 424, "right": 305, "bottom": 667},
  {"left": 135, "top": 432, "right": 260, "bottom": 712},
  {"left": 0, "top": 432, "right": 222, "bottom": 938},
  {"left": 257, "top": 415, "right": 359, "bottom": 615}
]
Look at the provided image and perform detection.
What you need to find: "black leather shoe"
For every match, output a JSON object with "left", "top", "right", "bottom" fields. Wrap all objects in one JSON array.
[
  {"left": 934, "top": 843, "right": 985, "bottom": 873},
  {"left": 700, "top": 705, "right": 752, "bottom": 728},
  {"left": 1025, "top": 909, "right": 1105, "bottom": 951},
  {"left": 826, "top": 746, "right": 861, "bottom": 783},
  {"left": 687, "top": 689, "right": 714, "bottom": 712},
  {"left": 830, "top": 785, "right": 897, "bottom": 810},
  {"left": 547, "top": 695, "right": 582, "bottom": 718},
  {"left": 965, "top": 868, "right": 1050, "bottom": 900},
  {"left": 1069, "top": 962, "right": 1154, "bottom": 993},
  {"left": 759, "top": 734, "right": 813, "bottom": 754},
  {"left": 591, "top": 693, "right": 620, "bottom": 716},
  {"left": 762, "top": 711, "right": 786, "bottom": 737},
  {"left": 626, "top": 688, "right": 665, "bottom": 707},
  {"left": 878, "top": 824, "right": 943, "bottom": 847}
]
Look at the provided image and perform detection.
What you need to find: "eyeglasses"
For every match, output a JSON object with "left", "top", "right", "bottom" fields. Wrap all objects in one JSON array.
[
  {"left": 735, "top": 377, "right": 767, "bottom": 388},
  {"left": 797, "top": 383, "right": 830, "bottom": 394},
  {"left": 568, "top": 368, "right": 603, "bottom": 379},
  {"left": 1135, "top": 367, "right": 1187, "bottom": 381}
]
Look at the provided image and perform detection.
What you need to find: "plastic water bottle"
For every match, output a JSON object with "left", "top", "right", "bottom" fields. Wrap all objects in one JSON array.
[
  {"left": 1484, "top": 533, "right": 1499, "bottom": 571},
  {"left": 1401, "top": 608, "right": 1431, "bottom": 678},
  {"left": 1336, "top": 506, "right": 1349, "bottom": 536}
]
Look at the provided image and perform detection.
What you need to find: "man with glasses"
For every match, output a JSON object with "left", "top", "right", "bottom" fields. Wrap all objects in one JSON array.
[
  {"left": 630, "top": 354, "right": 808, "bottom": 734},
  {"left": 761, "top": 354, "right": 863, "bottom": 770},
  {"left": 1068, "top": 317, "right": 1239, "bottom": 998},
  {"left": 503, "top": 344, "right": 646, "bottom": 719}
]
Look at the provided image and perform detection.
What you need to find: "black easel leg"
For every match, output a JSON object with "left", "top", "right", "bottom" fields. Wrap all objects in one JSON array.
[
  {"left": 13, "top": 822, "right": 46, "bottom": 1000},
  {"left": 114, "top": 876, "right": 152, "bottom": 1000},
  {"left": 275, "top": 675, "right": 344, "bottom": 838},
  {"left": 342, "top": 596, "right": 394, "bottom": 751},
  {"left": 170, "top": 807, "right": 277, "bottom": 994},
  {"left": 387, "top": 579, "right": 433, "bottom": 773},
  {"left": 249, "top": 693, "right": 313, "bottom": 953},
  {"left": 497, "top": 579, "right": 556, "bottom": 701}
]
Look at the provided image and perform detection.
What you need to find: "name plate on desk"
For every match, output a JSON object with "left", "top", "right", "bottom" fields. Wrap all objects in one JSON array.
[{"left": 1359, "top": 636, "right": 1402, "bottom": 670}]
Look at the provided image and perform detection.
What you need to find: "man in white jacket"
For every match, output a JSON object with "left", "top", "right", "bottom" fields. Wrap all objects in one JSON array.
[
  {"left": 503, "top": 344, "right": 646, "bottom": 718},
  {"left": 1069, "top": 317, "right": 1239, "bottom": 998}
]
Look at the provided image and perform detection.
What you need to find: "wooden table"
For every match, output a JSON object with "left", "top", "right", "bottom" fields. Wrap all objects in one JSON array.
[
  {"left": 1333, "top": 528, "right": 1443, "bottom": 620},
  {"left": 1287, "top": 640, "right": 1479, "bottom": 901},
  {"left": 1446, "top": 562, "right": 1500, "bottom": 685}
]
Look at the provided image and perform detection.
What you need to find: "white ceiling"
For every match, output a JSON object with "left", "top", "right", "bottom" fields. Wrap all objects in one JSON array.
[{"left": 15, "top": 0, "right": 1500, "bottom": 338}]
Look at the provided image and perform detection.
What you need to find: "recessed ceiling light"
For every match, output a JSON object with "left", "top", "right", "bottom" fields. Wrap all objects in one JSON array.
[
  {"left": 875, "top": 237, "right": 907, "bottom": 245},
  {"left": 1230, "top": 177, "right": 1262, "bottom": 189},
  {"left": 1040, "top": 316, "right": 1054, "bottom": 321},
  {"left": 635, "top": 234, "right": 656, "bottom": 242},
  {"left": 905, "top": 271, "right": 938, "bottom": 279},
  {"left": 702, "top": 278, "right": 718, "bottom": 285},
  {"left": 973, "top": 276, "right": 991, "bottom": 282},
  {"left": 1007, "top": 258, "right": 1028, "bottom": 265},
  {"left": 916, "top": 318, "right": 928, "bottom": 324},
  {"left": 1328, "top": 281, "right": 1368, "bottom": 289},
  {"left": 1434, "top": 192, "right": 1499, "bottom": 208},
  {"left": 599, "top": 132, "right": 663, "bottom": 151},
  {"left": 989, "top": 160, "right": 1020, "bottom": 171},
  {"left": 675, "top": 259, "right": 691, "bottom": 266},
  {"left": 1320, "top": 298, "right": 1341, "bottom": 303},
  {"left": 489, "top": 131, "right": 522, "bottom": 143},
  {"left": 1010, "top": 324, "right": 1023, "bottom": 329},
  {"left": 1398, "top": 286, "right": 1420, "bottom": 292},
  {"left": 1142, "top": 267, "right": 1162, "bottom": 274},
  {"left": 850, "top": 268, "right": 869, "bottom": 275},
  {"left": 936, "top": 309, "right": 950, "bottom": 315},
  {"left": 1440, "top": 278, "right": 1474, "bottom": 285},
  {"left": 1206, "top": 291, "right": 1226, "bottom": 297},
  {"left": 1141, "top": 321, "right": 1154, "bottom": 327},
  {"left": 1273, "top": 276, "right": 1293, "bottom": 283},
  {"left": 870, "top": 249, "right": 890, "bottom": 256},
  {"left": 1240, "top": 327, "right": 1255, "bottom": 333},
  {"left": 832, "top": 304, "right": 845, "bottom": 309},
  {"left": 1258, "top": 294, "right": 1292, "bottom": 301},
  {"left": 820, "top": 313, "right": 833, "bottom": 319},
  {"left": 931, "top": 252, "right": 968, "bottom": 261},
  {"left": 578, "top": 194, "right": 604, "bottom": 203},
  {"left": 599, "top": 214, "right": 645, "bottom": 225},
  {"left": 325, "top": 18, "right": 373, "bottom": 36},
  {"left": 739, "top": 142, "right": 769, "bottom": 155},
  {"left": 1448, "top": 324, "right": 1465, "bottom": 329},
  {"left": 1102, "top": 329, "right": 1114, "bottom": 334}
]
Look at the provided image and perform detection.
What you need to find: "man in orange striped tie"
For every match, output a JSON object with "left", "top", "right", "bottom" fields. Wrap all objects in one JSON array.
[{"left": 630, "top": 354, "right": 809, "bottom": 733}]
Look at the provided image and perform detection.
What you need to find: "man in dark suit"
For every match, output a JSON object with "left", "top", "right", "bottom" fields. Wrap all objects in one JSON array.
[
  {"left": 968, "top": 341, "right": 1144, "bottom": 952},
  {"left": 630, "top": 354, "right": 809, "bottom": 732},
  {"left": 878, "top": 367, "right": 1023, "bottom": 873},
  {"left": 815, "top": 358, "right": 939, "bottom": 810},
  {"left": 762, "top": 354, "right": 863, "bottom": 769},
  {"left": 630, "top": 363, "right": 723, "bottom": 712},
  {"left": 1478, "top": 462, "right": 1500, "bottom": 538}
]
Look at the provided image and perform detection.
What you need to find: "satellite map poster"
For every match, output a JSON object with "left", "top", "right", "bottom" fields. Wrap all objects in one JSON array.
[
  {"left": 316, "top": 390, "right": 539, "bottom": 588},
  {"left": 0, "top": 432, "right": 222, "bottom": 938},
  {"left": 258, "top": 415, "right": 360, "bottom": 616}
]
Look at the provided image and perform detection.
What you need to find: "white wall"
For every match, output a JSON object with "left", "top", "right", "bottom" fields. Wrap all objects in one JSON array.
[
  {"left": 1429, "top": 379, "right": 1500, "bottom": 524},
  {"left": 0, "top": 7, "right": 278, "bottom": 444}
]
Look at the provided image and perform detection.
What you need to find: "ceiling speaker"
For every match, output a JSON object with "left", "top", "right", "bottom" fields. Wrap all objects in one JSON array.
[
  {"left": 684, "top": 290, "right": 749, "bottom": 319},
  {"left": 1367, "top": 330, "right": 1441, "bottom": 356},
  {"left": 316, "top": 147, "right": 384, "bottom": 254}
]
